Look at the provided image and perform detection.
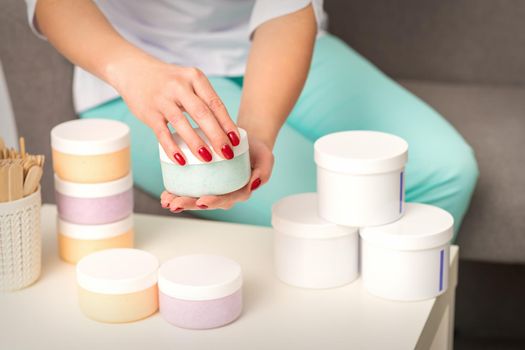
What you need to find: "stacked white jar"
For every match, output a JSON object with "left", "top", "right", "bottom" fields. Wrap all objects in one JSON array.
[
  {"left": 314, "top": 130, "right": 408, "bottom": 227},
  {"left": 51, "top": 119, "right": 134, "bottom": 264},
  {"left": 360, "top": 203, "right": 453, "bottom": 301},
  {"left": 273, "top": 130, "right": 454, "bottom": 301},
  {"left": 272, "top": 193, "right": 358, "bottom": 289}
]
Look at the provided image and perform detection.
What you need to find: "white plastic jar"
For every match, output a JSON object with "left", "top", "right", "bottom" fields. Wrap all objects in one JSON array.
[
  {"left": 314, "top": 130, "right": 408, "bottom": 227},
  {"left": 158, "top": 254, "right": 243, "bottom": 329},
  {"left": 159, "top": 128, "right": 250, "bottom": 197},
  {"left": 272, "top": 193, "right": 359, "bottom": 289},
  {"left": 76, "top": 249, "right": 159, "bottom": 323},
  {"left": 360, "top": 203, "right": 454, "bottom": 301}
]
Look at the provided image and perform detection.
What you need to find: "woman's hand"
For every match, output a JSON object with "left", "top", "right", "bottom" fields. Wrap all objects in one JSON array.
[
  {"left": 109, "top": 57, "right": 275, "bottom": 212},
  {"left": 160, "top": 136, "right": 274, "bottom": 211},
  {"left": 109, "top": 58, "right": 240, "bottom": 165}
]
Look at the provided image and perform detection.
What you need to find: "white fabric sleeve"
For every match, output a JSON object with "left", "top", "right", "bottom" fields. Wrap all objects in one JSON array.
[
  {"left": 24, "top": 0, "right": 47, "bottom": 40},
  {"left": 249, "top": 0, "right": 325, "bottom": 38}
]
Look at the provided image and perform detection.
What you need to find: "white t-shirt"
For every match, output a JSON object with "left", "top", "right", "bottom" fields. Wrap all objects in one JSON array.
[{"left": 25, "top": 0, "right": 326, "bottom": 113}]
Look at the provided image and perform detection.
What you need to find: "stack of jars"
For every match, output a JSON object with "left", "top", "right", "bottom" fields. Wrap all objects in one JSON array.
[
  {"left": 272, "top": 131, "right": 454, "bottom": 302},
  {"left": 51, "top": 119, "right": 134, "bottom": 264}
]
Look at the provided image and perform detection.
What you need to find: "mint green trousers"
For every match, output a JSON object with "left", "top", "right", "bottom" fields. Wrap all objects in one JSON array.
[{"left": 82, "top": 34, "right": 479, "bottom": 238}]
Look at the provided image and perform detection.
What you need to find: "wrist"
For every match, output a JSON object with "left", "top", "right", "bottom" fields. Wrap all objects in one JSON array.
[
  {"left": 237, "top": 118, "right": 278, "bottom": 150},
  {"left": 102, "top": 45, "right": 159, "bottom": 92}
]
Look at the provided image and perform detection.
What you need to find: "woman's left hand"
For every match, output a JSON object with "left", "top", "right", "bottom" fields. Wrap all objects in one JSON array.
[{"left": 160, "top": 136, "right": 274, "bottom": 212}]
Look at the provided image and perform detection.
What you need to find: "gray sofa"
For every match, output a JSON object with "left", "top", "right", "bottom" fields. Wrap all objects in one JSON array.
[{"left": 2, "top": 0, "right": 524, "bottom": 348}]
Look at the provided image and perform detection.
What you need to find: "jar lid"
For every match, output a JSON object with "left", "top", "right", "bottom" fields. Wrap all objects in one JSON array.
[
  {"left": 58, "top": 215, "right": 133, "bottom": 240},
  {"left": 51, "top": 119, "right": 130, "bottom": 155},
  {"left": 359, "top": 203, "right": 454, "bottom": 250},
  {"left": 54, "top": 172, "right": 133, "bottom": 198},
  {"left": 314, "top": 131, "right": 408, "bottom": 174},
  {"left": 159, "top": 128, "right": 249, "bottom": 165},
  {"left": 77, "top": 249, "right": 158, "bottom": 294},
  {"left": 158, "top": 254, "right": 242, "bottom": 301},
  {"left": 272, "top": 193, "right": 357, "bottom": 239}
]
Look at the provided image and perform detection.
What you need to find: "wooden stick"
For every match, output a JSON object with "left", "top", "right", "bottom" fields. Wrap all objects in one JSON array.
[
  {"left": 19, "top": 137, "right": 26, "bottom": 158},
  {"left": 7, "top": 163, "right": 23, "bottom": 201},
  {"left": 0, "top": 164, "right": 9, "bottom": 202},
  {"left": 23, "top": 165, "right": 43, "bottom": 196}
]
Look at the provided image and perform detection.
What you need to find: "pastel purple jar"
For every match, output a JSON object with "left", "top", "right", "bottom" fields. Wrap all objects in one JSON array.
[
  {"left": 55, "top": 173, "right": 133, "bottom": 225},
  {"left": 158, "top": 255, "right": 243, "bottom": 330}
]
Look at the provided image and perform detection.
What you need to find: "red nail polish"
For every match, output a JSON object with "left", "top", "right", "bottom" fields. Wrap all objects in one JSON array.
[
  {"left": 221, "top": 144, "right": 234, "bottom": 160},
  {"left": 228, "top": 131, "right": 240, "bottom": 146},
  {"left": 198, "top": 204, "right": 208, "bottom": 209},
  {"left": 198, "top": 147, "right": 213, "bottom": 162},
  {"left": 174, "top": 152, "right": 186, "bottom": 166},
  {"left": 250, "top": 178, "right": 261, "bottom": 191},
  {"left": 171, "top": 207, "right": 183, "bottom": 212}
]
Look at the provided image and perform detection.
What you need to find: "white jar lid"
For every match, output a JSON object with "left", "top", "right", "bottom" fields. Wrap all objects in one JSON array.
[
  {"left": 77, "top": 248, "right": 158, "bottom": 294},
  {"left": 360, "top": 203, "right": 454, "bottom": 250},
  {"left": 54, "top": 172, "right": 133, "bottom": 198},
  {"left": 314, "top": 131, "right": 408, "bottom": 174},
  {"left": 159, "top": 127, "right": 249, "bottom": 165},
  {"left": 51, "top": 119, "right": 130, "bottom": 155},
  {"left": 158, "top": 254, "right": 242, "bottom": 301},
  {"left": 58, "top": 215, "right": 133, "bottom": 240},
  {"left": 272, "top": 193, "right": 357, "bottom": 239}
]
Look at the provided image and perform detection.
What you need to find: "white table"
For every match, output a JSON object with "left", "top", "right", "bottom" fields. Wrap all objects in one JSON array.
[{"left": 0, "top": 205, "right": 458, "bottom": 350}]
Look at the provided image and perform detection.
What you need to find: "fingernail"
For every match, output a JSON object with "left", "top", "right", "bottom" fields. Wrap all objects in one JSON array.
[
  {"left": 174, "top": 152, "right": 186, "bottom": 166},
  {"left": 198, "top": 147, "right": 213, "bottom": 162},
  {"left": 228, "top": 131, "right": 240, "bottom": 146},
  {"left": 171, "top": 207, "right": 184, "bottom": 212},
  {"left": 161, "top": 202, "right": 169, "bottom": 208},
  {"left": 250, "top": 178, "right": 261, "bottom": 191},
  {"left": 198, "top": 204, "right": 208, "bottom": 209},
  {"left": 221, "top": 144, "right": 234, "bottom": 160}
]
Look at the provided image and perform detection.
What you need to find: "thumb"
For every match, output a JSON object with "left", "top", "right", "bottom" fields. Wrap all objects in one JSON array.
[{"left": 248, "top": 145, "right": 274, "bottom": 190}]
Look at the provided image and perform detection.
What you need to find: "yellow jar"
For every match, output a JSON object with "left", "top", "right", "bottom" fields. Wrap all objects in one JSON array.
[
  {"left": 51, "top": 119, "right": 130, "bottom": 183},
  {"left": 58, "top": 215, "right": 134, "bottom": 264},
  {"left": 76, "top": 249, "right": 159, "bottom": 323}
]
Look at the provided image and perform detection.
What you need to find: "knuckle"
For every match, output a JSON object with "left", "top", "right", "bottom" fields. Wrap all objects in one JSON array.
[
  {"left": 152, "top": 123, "right": 166, "bottom": 136},
  {"left": 192, "top": 104, "right": 210, "bottom": 121},
  {"left": 153, "top": 95, "right": 165, "bottom": 107},
  {"left": 167, "top": 112, "right": 183, "bottom": 125},
  {"left": 167, "top": 80, "right": 187, "bottom": 97},
  {"left": 208, "top": 96, "right": 225, "bottom": 111},
  {"left": 186, "top": 67, "right": 203, "bottom": 79},
  {"left": 166, "top": 80, "right": 180, "bottom": 91}
]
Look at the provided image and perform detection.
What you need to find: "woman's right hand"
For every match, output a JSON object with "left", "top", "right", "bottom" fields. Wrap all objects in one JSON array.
[{"left": 107, "top": 57, "right": 240, "bottom": 165}]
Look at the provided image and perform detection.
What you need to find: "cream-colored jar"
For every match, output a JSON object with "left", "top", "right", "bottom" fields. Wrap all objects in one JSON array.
[
  {"left": 58, "top": 215, "right": 134, "bottom": 264},
  {"left": 51, "top": 119, "right": 130, "bottom": 183},
  {"left": 76, "top": 249, "right": 159, "bottom": 323}
]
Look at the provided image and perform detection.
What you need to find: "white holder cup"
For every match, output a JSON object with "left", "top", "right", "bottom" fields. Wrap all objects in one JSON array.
[
  {"left": 0, "top": 188, "right": 41, "bottom": 291},
  {"left": 314, "top": 130, "right": 408, "bottom": 227},
  {"left": 360, "top": 203, "right": 454, "bottom": 301}
]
